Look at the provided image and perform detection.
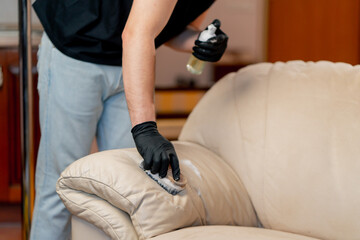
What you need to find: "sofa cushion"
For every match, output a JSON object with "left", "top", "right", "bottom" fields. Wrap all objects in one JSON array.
[
  {"left": 150, "top": 226, "right": 319, "bottom": 240},
  {"left": 179, "top": 61, "right": 360, "bottom": 240},
  {"left": 57, "top": 141, "right": 257, "bottom": 240}
]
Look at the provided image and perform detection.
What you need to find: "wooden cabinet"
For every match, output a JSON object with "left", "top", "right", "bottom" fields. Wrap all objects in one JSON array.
[
  {"left": 155, "top": 88, "right": 207, "bottom": 140},
  {"left": 0, "top": 48, "right": 39, "bottom": 203},
  {"left": 268, "top": 0, "right": 360, "bottom": 65}
]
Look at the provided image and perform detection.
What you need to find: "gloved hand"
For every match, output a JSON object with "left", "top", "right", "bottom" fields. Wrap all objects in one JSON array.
[
  {"left": 131, "top": 121, "right": 180, "bottom": 180},
  {"left": 192, "top": 19, "right": 228, "bottom": 62}
]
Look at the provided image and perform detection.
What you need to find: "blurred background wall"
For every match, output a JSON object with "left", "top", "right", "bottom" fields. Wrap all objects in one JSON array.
[
  {"left": 267, "top": 0, "right": 360, "bottom": 65},
  {"left": 0, "top": 0, "right": 39, "bottom": 26}
]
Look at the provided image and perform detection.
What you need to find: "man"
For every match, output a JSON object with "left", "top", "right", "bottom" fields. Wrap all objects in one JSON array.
[{"left": 30, "top": 0, "right": 228, "bottom": 239}]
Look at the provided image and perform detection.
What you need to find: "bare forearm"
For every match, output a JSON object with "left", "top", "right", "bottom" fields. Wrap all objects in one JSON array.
[
  {"left": 121, "top": 0, "right": 177, "bottom": 127},
  {"left": 165, "top": 10, "right": 208, "bottom": 52},
  {"left": 165, "top": 27, "right": 200, "bottom": 52},
  {"left": 122, "top": 35, "right": 156, "bottom": 127}
]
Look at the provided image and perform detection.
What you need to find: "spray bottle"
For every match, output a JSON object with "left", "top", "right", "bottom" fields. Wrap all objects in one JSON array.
[{"left": 186, "top": 23, "right": 217, "bottom": 75}]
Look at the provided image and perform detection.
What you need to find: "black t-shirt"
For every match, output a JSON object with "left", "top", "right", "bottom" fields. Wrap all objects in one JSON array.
[{"left": 33, "top": 0, "right": 215, "bottom": 66}]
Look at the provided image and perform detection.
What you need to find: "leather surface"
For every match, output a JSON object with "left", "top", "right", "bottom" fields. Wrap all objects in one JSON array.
[
  {"left": 180, "top": 61, "right": 360, "bottom": 240},
  {"left": 150, "top": 226, "right": 319, "bottom": 240},
  {"left": 58, "top": 181, "right": 138, "bottom": 240},
  {"left": 72, "top": 215, "right": 110, "bottom": 240},
  {"left": 57, "top": 142, "right": 256, "bottom": 240},
  {"left": 58, "top": 61, "right": 360, "bottom": 240}
]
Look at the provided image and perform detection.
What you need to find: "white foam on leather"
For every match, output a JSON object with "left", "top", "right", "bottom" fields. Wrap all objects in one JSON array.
[{"left": 57, "top": 142, "right": 257, "bottom": 239}]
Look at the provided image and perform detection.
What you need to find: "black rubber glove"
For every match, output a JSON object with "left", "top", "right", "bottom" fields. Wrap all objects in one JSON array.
[
  {"left": 131, "top": 121, "right": 180, "bottom": 180},
  {"left": 192, "top": 19, "right": 228, "bottom": 62}
]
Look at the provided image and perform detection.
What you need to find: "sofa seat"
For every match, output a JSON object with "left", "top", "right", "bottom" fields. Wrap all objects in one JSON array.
[
  {"left": 71, "top": 216, "right": 319, "bottom": 240},
  {"left": 150, "top": 226, "right": 319, "bottom": 240}
]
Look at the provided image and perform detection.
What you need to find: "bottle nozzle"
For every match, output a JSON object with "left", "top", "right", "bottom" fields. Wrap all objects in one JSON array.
[{"left": 198, "top": 23, "right": 217, "bottom": 42}]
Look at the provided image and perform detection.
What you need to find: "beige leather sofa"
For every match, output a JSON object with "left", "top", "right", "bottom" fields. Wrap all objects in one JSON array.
[{"left": 56, "top": 61, "right": 360, "bottom": 240}]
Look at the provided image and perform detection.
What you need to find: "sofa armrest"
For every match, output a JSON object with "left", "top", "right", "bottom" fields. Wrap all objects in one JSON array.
[
  {"left": 58, "top": 176, "right": 138, "bottom": 240},
  {"left": 72, "top": 215, "right": 111, "bottom": 240},
  {"left": 57, "top": 141, "right": 257, "bottom": 240}
]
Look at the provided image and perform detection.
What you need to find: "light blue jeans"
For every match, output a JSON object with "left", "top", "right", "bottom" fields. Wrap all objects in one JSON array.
[{"left": 30, "top": 34, "right": 135, "bottom": 240}]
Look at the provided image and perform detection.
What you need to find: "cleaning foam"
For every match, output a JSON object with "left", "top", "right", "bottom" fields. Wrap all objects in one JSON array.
[{"left": 139, "top": 161, "right": 187, "bottom": 195}]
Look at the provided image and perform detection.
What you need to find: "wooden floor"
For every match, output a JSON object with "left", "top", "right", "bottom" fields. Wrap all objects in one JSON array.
[{"left": 0, "top": 203, "right": 21, "bottom": 240}]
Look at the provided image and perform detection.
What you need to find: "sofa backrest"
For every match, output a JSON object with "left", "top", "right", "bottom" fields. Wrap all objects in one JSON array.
[{"left": 179, "top": 61, "right": 360, "bottom": 240}]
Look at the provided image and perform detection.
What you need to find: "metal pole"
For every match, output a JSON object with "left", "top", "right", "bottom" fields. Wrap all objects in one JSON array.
[{"left": 19, "top": 0, "right": 35, "bottom": 239}]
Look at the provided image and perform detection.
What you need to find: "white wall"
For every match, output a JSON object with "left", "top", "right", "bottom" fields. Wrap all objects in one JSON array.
[
  {"left": 0, "top": 0, "right": 40, "bottom": 26},
  {"left": 207, "top": 0, "right": 267, "bottom": 63}
]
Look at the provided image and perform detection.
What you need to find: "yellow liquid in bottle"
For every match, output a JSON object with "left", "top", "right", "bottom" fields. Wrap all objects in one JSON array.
[{"left": 186, "top": 55, "right": 205, "bottom": 75}]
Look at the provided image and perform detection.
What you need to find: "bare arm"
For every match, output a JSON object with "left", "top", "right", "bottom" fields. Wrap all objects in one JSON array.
[
  {"left": 165, "top": 10, "right": 209, "bottom": 52},
  {"left": 122, "top": 0, "right": 177, "bottom": 127}
]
